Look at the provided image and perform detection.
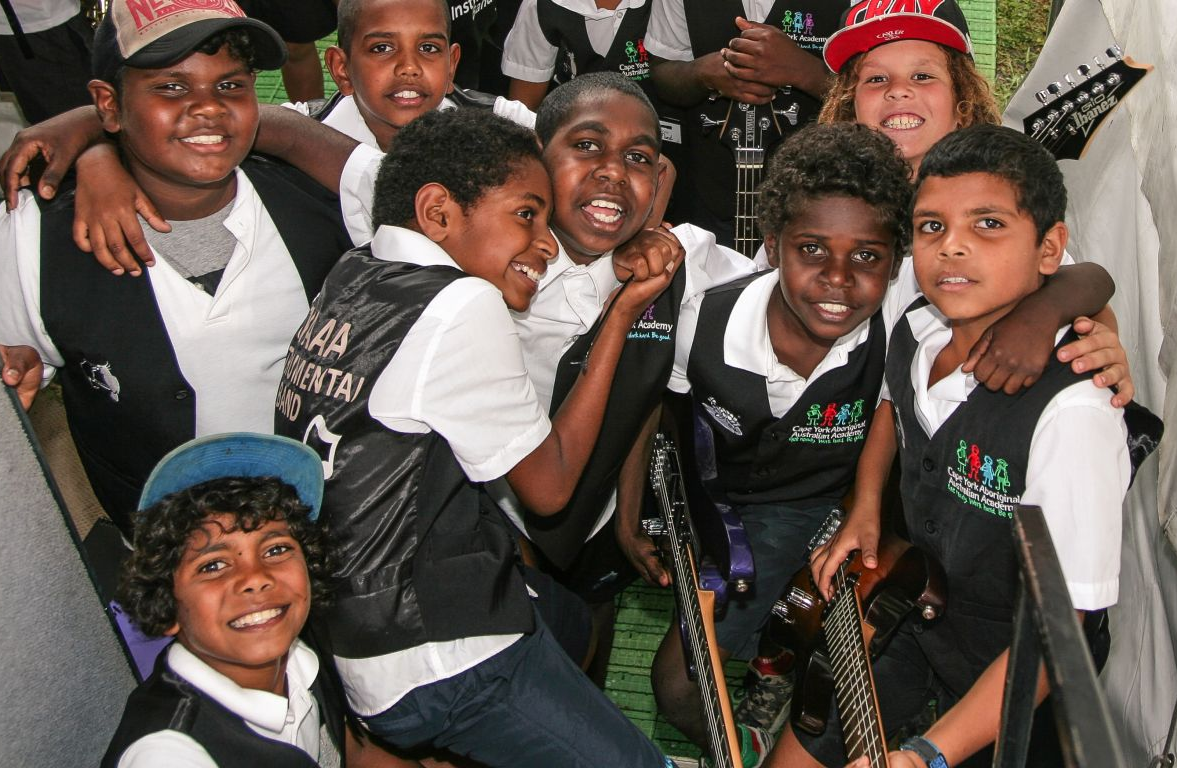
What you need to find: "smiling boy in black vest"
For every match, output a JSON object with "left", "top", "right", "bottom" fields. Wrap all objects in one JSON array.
[{"left": 0, "top": 0, "right": 353, "bottom": 533}]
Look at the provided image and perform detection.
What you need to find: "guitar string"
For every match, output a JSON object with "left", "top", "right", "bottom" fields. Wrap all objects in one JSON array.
[{"left": 826, "top": 565, "right": 887, "bottom": 764}]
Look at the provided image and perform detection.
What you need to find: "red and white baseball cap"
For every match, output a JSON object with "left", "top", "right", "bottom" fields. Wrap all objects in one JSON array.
[
  {"left": 93, "top": 0, "right": 286, "bottom": 83},
  {"left": 823, "top": 0, "right": 974, "bottom": 74}
]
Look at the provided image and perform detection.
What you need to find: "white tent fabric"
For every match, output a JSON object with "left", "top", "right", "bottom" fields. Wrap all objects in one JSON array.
[{"left": 1003, "top": 0, "right": 1177, "bottom": 762}]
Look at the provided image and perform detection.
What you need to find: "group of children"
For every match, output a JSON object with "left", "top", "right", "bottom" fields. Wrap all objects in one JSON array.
[{"left": 0, "top": 0, "right": 1159, "bottom": 767}]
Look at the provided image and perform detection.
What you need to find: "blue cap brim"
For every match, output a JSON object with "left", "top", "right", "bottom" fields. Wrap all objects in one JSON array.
[{"left": 139, "top": 433, "right": 324, "bottom": 520}]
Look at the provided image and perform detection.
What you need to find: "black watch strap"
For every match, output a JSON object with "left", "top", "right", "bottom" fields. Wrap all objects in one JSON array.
[{"left": 899, "top": 735, "right": 949, "bottom": 768}]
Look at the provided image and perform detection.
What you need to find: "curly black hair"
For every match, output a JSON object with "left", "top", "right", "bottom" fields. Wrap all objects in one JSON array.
[
  {"left": 534, "top": 72, "right": 659, "bottom": 148},
  {"left": 102, "top": 29, "right": 260, "bottom": 92},
  {"left": 917, "top": 124, "right": 1065, "bottom": 243},
  {"left": 337, "top": 0, "right": 451, "bottom": 53},
  {"left": 371, "top": 108, "right": 544, "bottom": 228},
  {"left": 757, "top": 122, "right": 913, "bottom": 255},
  {"left": 118, "top": 476, "right": 334, "bottom": 638}
]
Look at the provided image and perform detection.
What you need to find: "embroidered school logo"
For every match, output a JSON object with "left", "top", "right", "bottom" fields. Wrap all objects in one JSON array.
[
  {"left": 701, "top": 396, "right": 743, "bottom": 436},
  {"left": 945, "top": 439, "right": 1018, "bottom": 518},
  {"left": 788, "top": 399, "right": 867, "bottom": 445},
  {"left": 618, "top": 38, "right": 651, "bottom": 81},
  {"left": 779, "top": 9, "right": 825, "bottom": 49},
  {"left": 80, "top": 359, "right": 121, "bottom": 403},
  {"left": 626, "top": 303, "right": 672, "bottom": 342}
]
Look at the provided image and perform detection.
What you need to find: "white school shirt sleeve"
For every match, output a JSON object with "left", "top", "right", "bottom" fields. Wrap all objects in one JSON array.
[
  {"left": 0, "top": 190, "right": 65, "bottom": 386},
  {"left": 369, "top": 278, "right": 551, "bottom": 482},
  {"left": 117, "top": 731, "right": 218, "bottom": 768},
  {"left": 501, "top": 0, "right": 559, "bottom": 82},
  {"left": 338, "top": 143, "right": 383, "bottom": 246},
  {"left": 644, "top": 0, "right": 693, "bottom": 60},
  {"left": 1022, "top": 380, "right": 1129, "bottom": 610}
]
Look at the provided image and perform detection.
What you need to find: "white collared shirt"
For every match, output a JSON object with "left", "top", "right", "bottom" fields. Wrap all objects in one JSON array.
[
  {"left": 669, "top": 270, "right": 878, "bottom": 418},
  {"left": 645, "top": 0, "right": 775, "bottom": 61},
  {"left": 0, "top": 0, "right": 78, "bottom": 34},
  {"left": 0, "top": 171, "right": 317, "bottom": 437},
  {"left": 897, "top": 302, "right": 1129, "bottom": 610},
  {"left": 502, "top": 0, "right": 648, "bottom": 82},
  {"left": 333, "top": 224, "right": 543, "bottom": 716},
  {"left": 117, "top": 640, "right": 340, "bottom": 768},
  {"left": 492, "top": 223, "right": 753, "bottom": 537}
]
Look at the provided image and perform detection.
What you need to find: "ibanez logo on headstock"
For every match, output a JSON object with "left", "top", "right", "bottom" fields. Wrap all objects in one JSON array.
[{"left": 1022, "top": 45, "right": 1150, "bottom": 160}]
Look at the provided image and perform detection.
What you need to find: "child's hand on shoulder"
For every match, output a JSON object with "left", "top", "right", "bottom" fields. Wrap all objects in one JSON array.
[
  {"left": 75, "top": 144, "right": 171, "bottom": 276},
  {"left": 612, "top": 223, "right": 684, "bottom": 283},
  {"left": 962, "top": 299, "right": 1057, "bottom": 394},
  {"left": 2, "top": 106, "right": 97, "bottom": 208},
  {"left": 1058, "top": 315, "right": 1134, "bottom": 406}
]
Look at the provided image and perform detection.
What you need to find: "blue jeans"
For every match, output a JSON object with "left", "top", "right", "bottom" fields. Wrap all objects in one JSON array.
[
  {"left": 362, "top": 610, "right": 670, "bottom": 768},
  {"left": 714, "top": 501, "right": 837, "bottom": 659}
]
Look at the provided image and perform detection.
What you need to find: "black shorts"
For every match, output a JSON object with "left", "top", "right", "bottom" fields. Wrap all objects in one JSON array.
[{"left": 237, "top": 0, "right": 337, "bottom": 43}]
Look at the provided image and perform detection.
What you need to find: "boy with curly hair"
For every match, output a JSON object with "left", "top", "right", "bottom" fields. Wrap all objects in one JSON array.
[{"left": 103, "top": 433, "right": 342, "bottom": 768}]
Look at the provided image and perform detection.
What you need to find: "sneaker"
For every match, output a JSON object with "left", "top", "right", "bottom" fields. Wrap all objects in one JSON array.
[
  {"left": 734, "top": 663, "right": 794, "bottom": 735},
  {"left": 698, "top": 724, "right": 774, "bottom": 768}
]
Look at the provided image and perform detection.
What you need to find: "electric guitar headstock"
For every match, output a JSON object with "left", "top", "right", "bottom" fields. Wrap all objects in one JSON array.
[
  {"left": 700, "top": 89, "right": 810, "bottom": 258},
  {"left": 1022, "top": 45, "right": 1151, "bottom": 160}
]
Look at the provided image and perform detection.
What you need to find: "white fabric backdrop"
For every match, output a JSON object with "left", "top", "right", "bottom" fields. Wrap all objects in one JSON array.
[{"left": 1003, "top": 0, "right": 1177, "bottom": 762}]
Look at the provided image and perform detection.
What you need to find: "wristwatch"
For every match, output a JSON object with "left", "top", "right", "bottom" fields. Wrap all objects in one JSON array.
[{"left": 899, "top": 735, "right": 949, "bottom": 768}]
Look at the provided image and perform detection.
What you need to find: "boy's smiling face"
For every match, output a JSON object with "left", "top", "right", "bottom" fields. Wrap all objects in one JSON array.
[
  {"left": 853, "top": 40, "right": 958, "bottom": 173},
  {"left": 327, "top": 0, "right": 459, "bottom": 151},
  {"left": 169, "top": 514, "right": 310, "bottom": 693},
  {"left": 765, "top": 194, "right": 897, "bottom": 350},
  {"left": 424, "top": 157, "right": 558, "bottom": 311},
  {"left": 913, "top": 171, "right": 1064, "bottom": 338},
  {"left": 92, "top": 47, "right": 259, "bottom": 219},
  {"left": 541, "top": 93, "right": 662, "bottom": 265}
]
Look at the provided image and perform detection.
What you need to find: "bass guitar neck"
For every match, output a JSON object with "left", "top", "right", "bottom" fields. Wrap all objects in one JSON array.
[{"left": 648, "top": 433, "right": 741, "bottom": 768}]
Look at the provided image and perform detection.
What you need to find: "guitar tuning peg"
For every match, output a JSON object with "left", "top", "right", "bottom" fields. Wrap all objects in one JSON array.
[
  {"left": 1077, "top": 63, "right": 1092, "bottom": 79},
  {"left": 1108, "top": 44, "right": 1124, "bottom": 60},
  {"left": 699, "top": 114, "right": 722, "bottom": 133},
  {"left": 1047, "top": 81, "right": 1063, "bottom": 96},
  {"left": 1064, "top": 73, "right": 1076, "bottom": 88},
  {"left": 921, "top": 605, "right": 938, "bottom": 620},
  {"left": 1094, "top": 54, "right": 1106, "bottom": 70},
  {"left": 1035, "top": 89, "right": 1051, "bottom": 104}
]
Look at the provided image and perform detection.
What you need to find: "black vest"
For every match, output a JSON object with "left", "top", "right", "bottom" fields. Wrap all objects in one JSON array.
[
  {"left": 450, "top": 0, "right": 501, "bottom": 90},
  {"left": 274, "top": 247, "right": 534, "bottom": 658},
  {"left": 687, "top": 273, "right": 886, "bottom": 504},
  {"left": 536, "top": 0, "right": 655, "bottom": 92},
  {"left": 886, "top": 298, "right": 1091, "bottom": 696},
  {"left": 37, "top": 157, "right": 351, "bottom": 533},
  {"left": 102, "top": 652, "right": 342, "bottom": 768},
  {"left": 677, "top": 0, "right": 840, "bottom": 239},
  {"left": 524, "top": 266, "right": 687, "bottom": 568}
]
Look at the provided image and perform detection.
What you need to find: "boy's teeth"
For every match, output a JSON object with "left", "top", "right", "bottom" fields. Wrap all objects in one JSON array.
[
  {"left": 882, "top": 115, "right": 924, "bottom": 130},
  {"left": 181, "top": 135, "right": 224, "bottom": 144},
  {"left": 940, "top": 276, "right": 969, "bottom": 284},
  {"left": 229, "top": 607, "right": 284, "bottom": 628},
  {"left": 817, "top": 302, "right": 850, "bottom": 313},
  {"left": 395, "top": 90, "right": 421, "bottom": 98},
  {"left": 512, "top": 262, "right": 541, "bottom": 283},
  {"left": 585, "top": 200, "right": 623, "bottom": 223}
]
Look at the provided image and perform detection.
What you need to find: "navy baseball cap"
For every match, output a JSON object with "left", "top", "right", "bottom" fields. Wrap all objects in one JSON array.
[
  {"left": 823, "top": 0, "right": 973, "bottom": 73},
  {"left": 139, "top": 433, "right": 325, "bottom": 520},
  {"left": 93, "top": 0, "right": 287, "bottom": 84}
]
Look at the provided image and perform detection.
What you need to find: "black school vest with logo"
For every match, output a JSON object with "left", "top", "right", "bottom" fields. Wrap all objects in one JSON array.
[
  {"left": 101, "top": 652, "right": 343, "bottom": 768},
  {"left": 687, "top": 273, "right": 885, "bottom": 504},
  {"left": 536, "top": 0, "right": 655, "bottom": 93},
  {"left": 37, "top": 157, "right": 352, "bottom": 533},
  {"left": 679, "top": 0, "right": 840, "bottom": 236},
  {"left": 524, "top": 266, "right": 687, "bottom": 569},
  {"left": 274, "top": 248, "right": 533, "bottom": 657},
  {"left": 886, "top": 298, "right": 1090, "bottom": 696}
]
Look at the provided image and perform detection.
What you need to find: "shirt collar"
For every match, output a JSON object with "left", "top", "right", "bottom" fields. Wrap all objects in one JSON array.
[
  {"left": 723, "top": 271, "right": 872, "bottom": 379},
  {"left": 547, "top": 0, "right": 644, "bottom": 17},
  {"left": 371, "top": 225, "right": 461, "bottom": 269},
  {"left": 322, "top": 94, "right": 380, "bottom": 150},
  {"left": 166, "top": 639, "right": 318, "bottom": 734}
]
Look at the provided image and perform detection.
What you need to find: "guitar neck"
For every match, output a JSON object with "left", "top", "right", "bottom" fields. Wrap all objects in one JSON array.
[
  {"left": 824, "top": 567, "right": 889, "bottom": 768},
  {"left": 734, "top": 164, "right": 763, "bottom": 260},
  {"left": 651, "top": 435, "right": 741, "bottom": 768}
]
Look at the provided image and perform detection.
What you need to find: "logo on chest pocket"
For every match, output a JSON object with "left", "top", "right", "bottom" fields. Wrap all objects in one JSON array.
[{"left": 80, "top": 359, "right": 121, "bottom": 403}]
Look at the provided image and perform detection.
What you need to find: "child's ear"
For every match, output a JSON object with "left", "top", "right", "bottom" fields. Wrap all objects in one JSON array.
[
  {"left": 764, "top": 235, "right": 781, "bottom": 268},
  {"left": 445, "top": 43, "right": 461, "bottom": 94},
  {"left": 1037, "top": 221, "right": 1068, "bottom": 276},
  {"left": 89, "top": 81, "right": 122, "bottom": 134},
  {"left": 323, "top": 46, "right": 353, "bottom": 95},
  {"left": 414, "top": 183, "right": 457, "bottom": 242},
  {"left": 163, "top": 622, "right": 181, "bottom": 638}
]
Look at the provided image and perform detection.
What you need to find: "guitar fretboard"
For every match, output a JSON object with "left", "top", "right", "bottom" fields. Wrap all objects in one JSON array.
[
  {"left": 651, "top": 439, "right": 737, "bottom": 768},
  {"left": 825, "top": 566, "right": 889, "bottom": 767}
]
